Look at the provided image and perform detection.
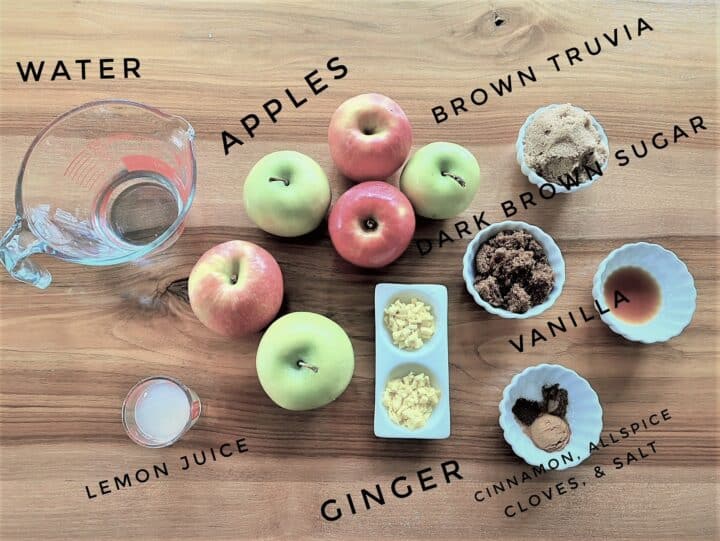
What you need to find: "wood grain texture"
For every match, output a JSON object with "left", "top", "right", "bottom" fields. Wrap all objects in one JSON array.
[{"left": 0, "top": 0, "right": 718, "bottom": 539}]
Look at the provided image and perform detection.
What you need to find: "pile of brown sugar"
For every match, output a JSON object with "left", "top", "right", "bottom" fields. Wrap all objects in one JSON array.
[
  {"left": 473, "top": 230, "right": 554, "bottom": 313},
  {"left": 523, "top": 103, "right": 608, "bottom": 185}
]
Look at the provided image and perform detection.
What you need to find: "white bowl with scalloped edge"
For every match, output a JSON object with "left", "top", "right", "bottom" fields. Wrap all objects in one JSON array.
[
  {"left": 516, "top": 103, "right": 609, "bottom": 194},
  {"left": 462, "top": 221, "right": 565, "bottom": 319},
  {"left": 499, "top": 363, "right": 603, "bottom": 470},
  {"left": 592, "top": 242, "right": 696, "bottom": 343}
]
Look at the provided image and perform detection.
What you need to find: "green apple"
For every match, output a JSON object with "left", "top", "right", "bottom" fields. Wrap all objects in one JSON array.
[
  {"left": 244, "top": 150, "right": 331, "bottom": 237},
  {"left": 256, "top": 312, "right": 355, "bottom": 410},
  {"left": 399, "top": 142, "right": 481, "bottom": 219}
]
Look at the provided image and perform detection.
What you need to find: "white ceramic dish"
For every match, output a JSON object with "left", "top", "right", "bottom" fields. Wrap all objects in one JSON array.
[
  {"left": 592, "top": 242, "right": 696, "bottom": 343},
  {"left": 499, "top": 363, "right": 603, "bottom": 470},
  {"left": 374, "top": 283, "right": 450, "bottom": 439},
  {"left": 516, "top": 103, "right": 609, "bottom": 194},
  {"left": 462, "top": 221, "right": 565, "bottom": 319}
]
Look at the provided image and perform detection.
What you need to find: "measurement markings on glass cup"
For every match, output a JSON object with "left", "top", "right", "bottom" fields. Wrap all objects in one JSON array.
[{"left": 64, "top": 140, "right": 119, "bottom": 190}]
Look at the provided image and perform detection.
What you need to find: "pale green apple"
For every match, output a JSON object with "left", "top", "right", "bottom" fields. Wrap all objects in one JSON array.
[
  {"left": 256, "top": 312, "right": 355, "bottom": 410},
  {"left": 399, "top": 142, "right": 481, "bottom": 219},
  {"left": 244, "top": 151, "right": 331, "bottom": 237}
]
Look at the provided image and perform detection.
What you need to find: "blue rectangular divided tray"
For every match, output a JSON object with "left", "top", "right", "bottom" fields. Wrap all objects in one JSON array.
[{"left": 373, "top": 283, "right": 450, "bottom": 439}]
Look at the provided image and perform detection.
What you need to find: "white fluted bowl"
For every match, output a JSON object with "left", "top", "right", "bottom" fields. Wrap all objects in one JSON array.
[
  {"left": 516, "top": 104, "right": 609, "bottom": 194},
  {"left": 592, "top": 242, "right": 696, "bottom": 343},
  {"left": 462, "top": 221, "right": 565, "bottom": 319},
  {"left": 499, "top": 363, "right": 603, "bottom": 470}
]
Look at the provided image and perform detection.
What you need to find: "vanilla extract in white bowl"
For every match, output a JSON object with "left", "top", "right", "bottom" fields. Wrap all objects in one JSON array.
[
  {"left": 592, "top": 242, "right": 696, "bottom": 343},
  {"left": 603, "top": 266, "right": 661, "bottom": 323}
]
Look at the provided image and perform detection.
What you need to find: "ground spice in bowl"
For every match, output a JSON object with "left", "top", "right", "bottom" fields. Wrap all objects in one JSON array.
[{"left": 512, "top": 383, "right": 571, "bottom": 452}]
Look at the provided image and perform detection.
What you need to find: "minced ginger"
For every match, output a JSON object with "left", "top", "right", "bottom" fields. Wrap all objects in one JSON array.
[
  {"left": 383, "top": 298, "right": 435, "bottom": 350},
  {"left": 383, "top": 371, "right": 440, "bottom": 430}
]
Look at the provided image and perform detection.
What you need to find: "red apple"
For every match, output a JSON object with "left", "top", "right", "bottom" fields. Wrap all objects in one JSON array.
[
  {"left": 329, "top": 181, "right": 415, "bottom": 268},
  {"left": 328, "top": 93, "right": 412, "bottom": 182},
  {"left": 188, "top": 240, "right": 283, "bottom": 338}
]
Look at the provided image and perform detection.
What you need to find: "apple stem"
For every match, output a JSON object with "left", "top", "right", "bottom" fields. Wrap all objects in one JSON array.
[
  {"left": 297, "top": 360, "right": 319, "bottom": 373},
  {"left": 441, "top": 171, "right": 466, "bottom": 188},
  {"left": 268, "top": 176, "right": 290, "bottom": 186},
  {"left": 363, "top": 218, "right": 378, "bottom": 231}
]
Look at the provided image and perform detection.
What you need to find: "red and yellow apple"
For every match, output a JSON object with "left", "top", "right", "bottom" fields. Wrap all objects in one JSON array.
[
  {"left": 328, "top": 93, "right": 412, "bottom": 182},
  {"left": 188, "top": 240, "right": 283, "bottom": 338},
  {"left": 328, "top": 181, "right": 415, "bottom": 268}
]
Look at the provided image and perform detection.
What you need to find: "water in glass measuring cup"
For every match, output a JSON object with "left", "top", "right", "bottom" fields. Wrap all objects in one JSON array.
[
  {"left": 1, "top": 100, "right": 197, "bottom": 288},
  {"left": 95, "top": 171, "right": 182, "bottom": 247}
]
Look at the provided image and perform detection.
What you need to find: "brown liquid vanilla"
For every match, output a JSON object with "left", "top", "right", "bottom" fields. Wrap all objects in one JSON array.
[{"left": 603, "top": 266, "right": 661, "bottom": 324}]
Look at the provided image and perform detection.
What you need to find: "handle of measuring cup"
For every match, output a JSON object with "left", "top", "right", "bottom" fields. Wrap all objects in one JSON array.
[{"left": 0, "top": 215, "right": 52, "bottom": 289}]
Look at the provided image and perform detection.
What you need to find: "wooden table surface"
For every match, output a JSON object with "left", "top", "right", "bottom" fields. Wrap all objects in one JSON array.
[{"left": 1, "top": 1, "right": 717, "bottom": 539}]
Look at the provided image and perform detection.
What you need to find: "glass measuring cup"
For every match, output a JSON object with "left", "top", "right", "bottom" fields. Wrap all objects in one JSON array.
[
  {"left": 0, "top": 99, "right": 196, "bottom": 289},
  {"left": 122, "top": 376, "right": 201, "bottom": 448}
]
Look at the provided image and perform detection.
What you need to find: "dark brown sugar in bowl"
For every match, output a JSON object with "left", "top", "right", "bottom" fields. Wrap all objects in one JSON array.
[{"left": 473, "top": 230, "right": 555, "bottom": 313}]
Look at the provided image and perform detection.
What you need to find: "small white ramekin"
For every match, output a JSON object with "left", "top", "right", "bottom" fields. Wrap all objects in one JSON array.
[
  {"left": 499, "top": 363, "right": 603, "bottom": 470},
  {"left": 462, "top": 221, "right": 565, "bottom": 319},
  {"left": 516, "top": 103, "right": 609, "bottom": 194},
  {"left": 592, "top": 242, "right": 696, "bottom": 343}
]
